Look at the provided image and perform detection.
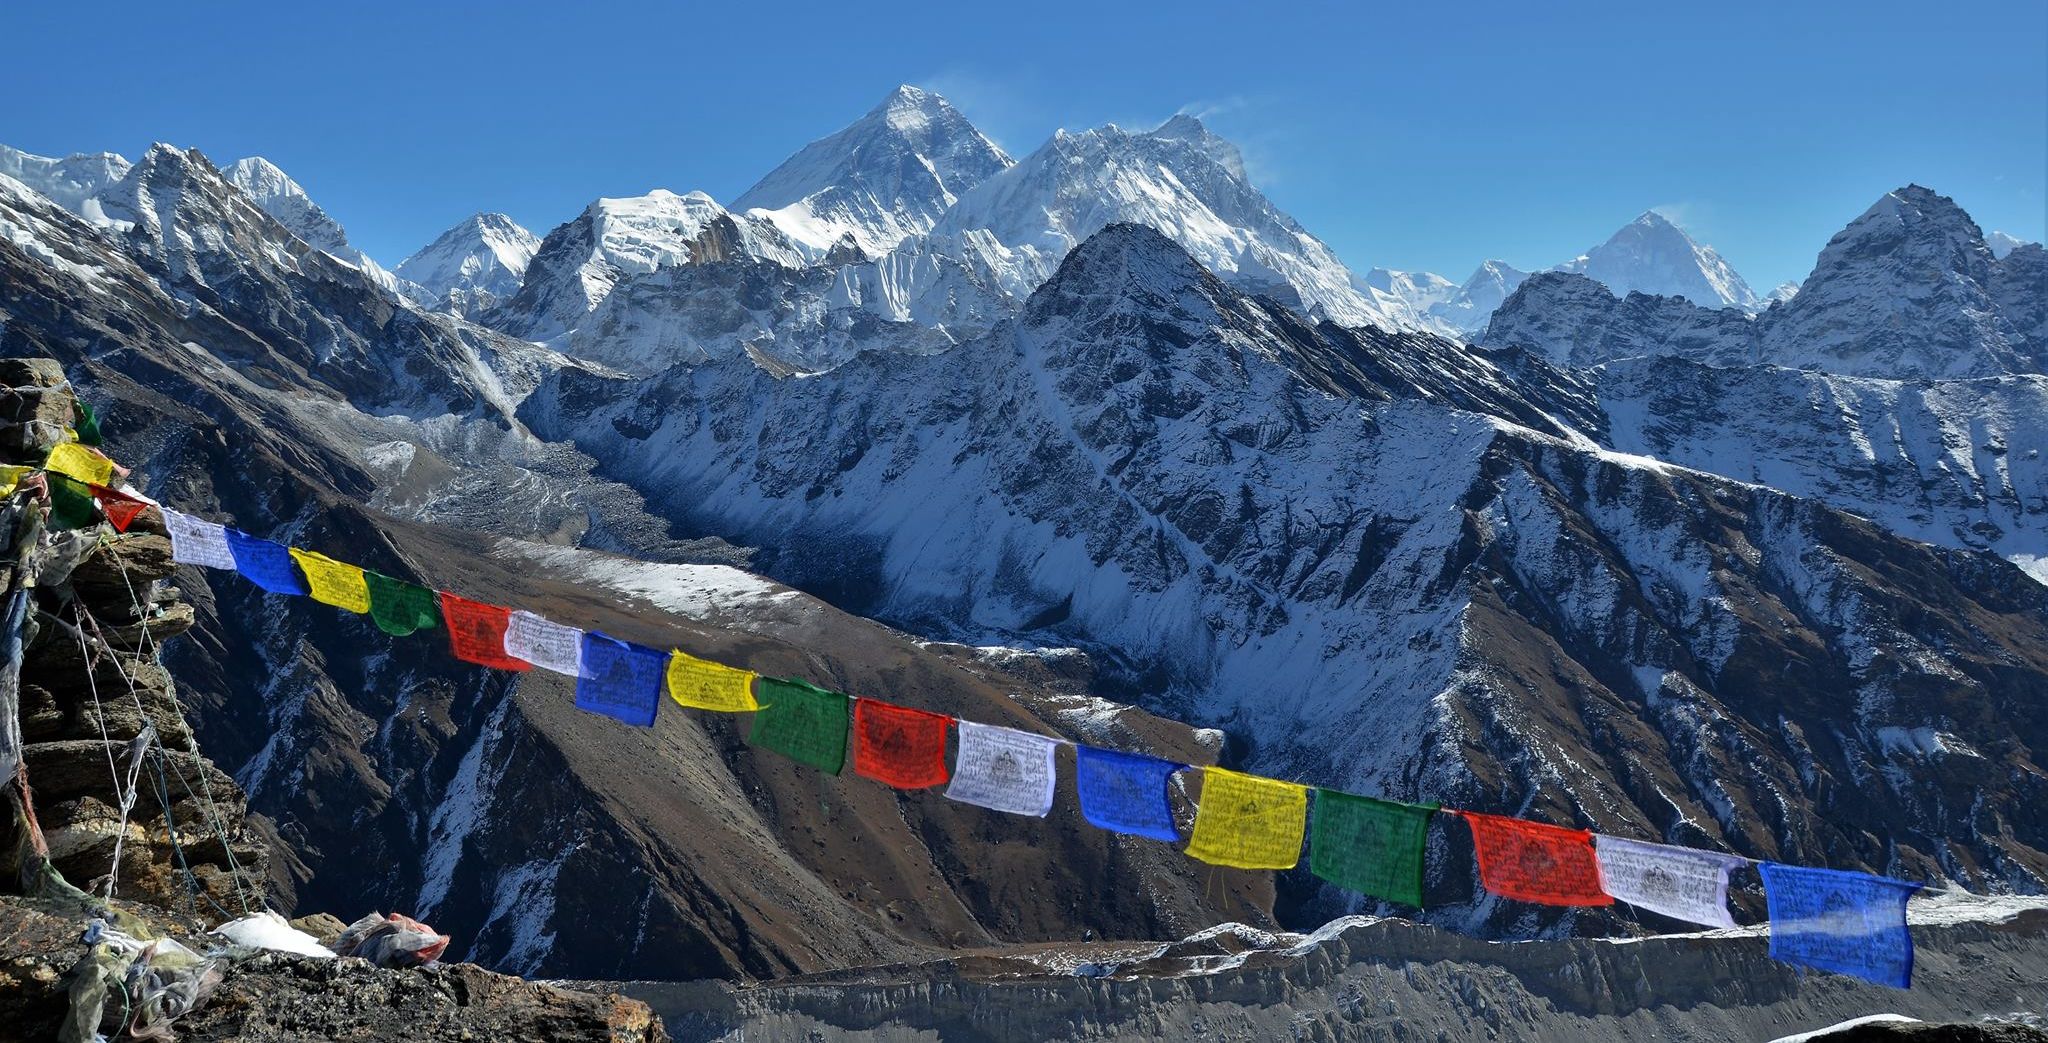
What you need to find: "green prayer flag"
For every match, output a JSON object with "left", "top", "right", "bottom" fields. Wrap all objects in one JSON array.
[
  {"left": 46, "top": 473, "right": 98, "bottom": 531},
  {"left": 748, "top": 677, "right": 849, "bottom": 774},
  {"left": 1309, "top": 789, "right": 1438, "bottom": 907},
  {"left": 364, "top": 571, "right": 440, "bottom": 637},
  {"left": 73, "top": 400, "right": 103, "bottom": 447}
]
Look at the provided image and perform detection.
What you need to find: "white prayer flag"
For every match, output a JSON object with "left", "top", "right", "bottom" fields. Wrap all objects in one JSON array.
[
  {"left": 163, "top": 509, "right": 236, "bottom": 570},
  {"left": 1594, "top": 834, "right": 1746, "bottom": 928},
  {"left": 502, "top": 610, "right": 584, "bottom": 677},
  {"left": 945, "top": 721, "right": 1058, "bottom": 817}
]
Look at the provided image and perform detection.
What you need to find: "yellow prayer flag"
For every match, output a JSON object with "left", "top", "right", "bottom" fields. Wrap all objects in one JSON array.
[
  {"left": 44, "top": 442, "right": 113, "bottom": 487},
  {"left": 288, "top": 547, "right": 371, "bottom": 614},
  {"left": 666, "top": 650, "right": 759, "bottom": 712},
  {"left": 0, "top": 464, "right": 29, "bottom": 497},
  {"left": 1185, "top": 767, "right": 1308, "bottom": 870}
]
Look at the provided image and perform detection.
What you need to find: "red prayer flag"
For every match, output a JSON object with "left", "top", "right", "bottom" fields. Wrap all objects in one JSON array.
[
  {"left": 438, "top": 591, "right": 531, "bottom": 672},
  {"left": 89, "top": 485, "right": 151, "bottom": 532},
  {"left": 1461, "top": 811, "right": 1613, "bottom": 907},
  {"left": 852, "top": 699, "right": 952, "bottom": 789}
]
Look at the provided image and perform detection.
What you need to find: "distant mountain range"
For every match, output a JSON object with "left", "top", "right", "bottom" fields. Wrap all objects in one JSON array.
[{"left": 1, "top": 85, "right": 2043, "bottom": 982}]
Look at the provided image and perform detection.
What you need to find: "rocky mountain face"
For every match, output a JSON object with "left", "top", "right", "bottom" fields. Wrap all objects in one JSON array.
[
  {"left": 394, "top": 212, "right": 541, "bottom": 318},
  {"left": 735, "top": 85, "right": 1013, "bottom": 258},
  {"left": 524, "top": 225, "right": 2048, "bottom": 933},
  {"left": 1483, "top": 187, "right": 2045, "bottom": 379}
]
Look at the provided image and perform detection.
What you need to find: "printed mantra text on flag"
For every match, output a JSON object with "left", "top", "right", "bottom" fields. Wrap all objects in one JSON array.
[
  {"left": 1594, "top": 834, "right": 1745, "bottom": 928},
  {"left": 503, "top": 610, "right": 583, "bottom": 676},
  {"left": 749, "top": 677, "right": 850, "bottom": 774},
  {"left": 1075, "top": 745, "right": 1182, "bottom": 841},
  {"left": 665, "top": 650, "right": 758, "bottom": 712},
  {"left": 575, "top": 632, "right": 664, "bottom": 728},
  {"left": 165, "top": 510, "right": 236, "bottom": 570},
  {"left": 852, "top": 699, "right": 952, "bottom": 788},
  {"left": 1310, "top": 790, "right": 1437, "bottom": 907},
  {"left": 1460, "top": 811, "right": 1612, "bottom": 906},
  {"left": 945, "top": 722, "right": 1058, "bottom": 816},
  {"left": 1186, "top": 767, "right": 1308, "bottom": 869},
  {"left": 437, "top": 592, "right": 530, "bottom": 671},
  {"left": 1760, "top": 863, "right": 1922, "bottom": 988},
  {"left": 364, "top": 571, "right": 440, "bottom": 637},
  {"left": 224, "top": 530, "right": 309, "bottom": 596},
  {"left": 44, "top": 442, "right": 112, "bottom": 486},
  {"left": 290, "top": 548, "right": 371, "bottom": 614}
]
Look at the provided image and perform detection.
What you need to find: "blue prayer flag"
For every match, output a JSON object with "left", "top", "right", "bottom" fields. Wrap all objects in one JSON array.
[
  {"left": 575, "top": 632, "right": 663, "bottom": 728},
  {"left": 1075, "top": 745, "right": 1183, "bottom": 841},
  {"left": 1760, "top": 862, "right": 1921, "bottom": 988},
  {"left": 224, "top": 529, "right": 309, "bottom": 596}
]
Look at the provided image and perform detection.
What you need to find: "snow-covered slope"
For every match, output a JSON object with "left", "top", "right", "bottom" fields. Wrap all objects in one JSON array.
[
  {"left": 1988, "top": 230, "right": 2036, "bottom": 259},
  {"left": 1558, "top": 210, "right": 1760, "bottom": 310},
  {"left": 1482, "top": 186, "right": 2044, "bottom": 379},
  {"left": 396, "top": 212, "right": 540, "bottom": 316},
  {"left": 0, "top": 143, "right": 130, "bottom": 215},
  {"left": 490, "top": 189, "right": 806, "bottom": 340},
  {"left": 224, "top": 155, "right": 415, "bottom": 296},
  {"left": 1363, "top": 268, "right": 1457, "bottom": 312},
  {"left": 1427, "top": 259, "right": 1531, "bottom": 333},
  {"left": 735, "top": 85, "right": 1013, "bottom": 258}
]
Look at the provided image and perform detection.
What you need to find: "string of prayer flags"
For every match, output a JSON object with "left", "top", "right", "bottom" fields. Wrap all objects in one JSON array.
[
  {"left": 1760, "top": 863, "right": 1921, "bottom": 988},
  {"left": 1186, "top": 767, "right": 1308, "bottom": 870},
  {"left": 665, "top": 649, "right": 758, "bottom": 713},
  {"left": 1594, "top": 835, "right": 1745, "bottom": 928},
  {"left": 575, "top": 632, "right": 665, "bottom": 728},
  {"left": 438, "top": 593, "right": 530, "bottom": 671},
  {"left": 1461, "top": 812, "right": 1612, "bottom": 907},
  {"left": 44, "top": 441, "right": 113, "bottom": 487},
  {"left": 89, "top": 485, "right": 149, "bottom": 532},
  {"left": 851, "top": 699, "right": 951, "bottom": 789},
  {"left": 290, "top": 548, "right": 371, "bottom": 614},
  {"left": 1310, "top": 790, "right": 1437, "bottom": 907},
  {"left": 945, "top": 722, "right": 1058, "bottom": 817},
  {"left": 73, "top": 400, "right": 103, "bottom": 447},
  {"left": 503, "top": 609, "right": 584, "bottom": 677},
  {"left": 364, "top": 571, "right": 440, "bottom": 637},
  {"left": 749, "top": 677, "right": 850, "bottom": 774},
  {"left": 45, "top": 474, "right": 99, "bottom": 531},
  {"left": 165, "top": 510, "right": 236, "bottom": 570},
  {"left": 1074, "top": 745, "right": 1183, "bottom": 841},
  {"left": 224, "top": 529, "right": 309, "bottom": 596}
]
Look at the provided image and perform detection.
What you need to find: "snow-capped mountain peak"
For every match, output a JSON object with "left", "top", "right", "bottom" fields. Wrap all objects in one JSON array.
[
  {"left": 0, "top": 143, "right": 131, "bottom": 215},
  {"left": 1989, "top": 230, "right": 2037, "bottom": 259},
  {"left": 735, "top": 85, "right": 1012, "bottom": 257},
  {"left": 1557, "top": 209, "right": 1760, "bottom": 310},
  {"left": 1363, "top": 268, "right": 1458, "bottom": 311},
  {"left": 1147, "top": 112, "right": 1249, "bottom": 182},
  {"left": 226, "top": 155, "right": 355, "bottom": 257},
  {"left": 395, "top": 212, "right": 540, "bottom": 313}
]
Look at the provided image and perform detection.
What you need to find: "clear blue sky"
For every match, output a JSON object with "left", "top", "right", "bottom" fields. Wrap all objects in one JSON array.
[{"left": 4, "top": 0, "right": 2042, "bottom": 290}]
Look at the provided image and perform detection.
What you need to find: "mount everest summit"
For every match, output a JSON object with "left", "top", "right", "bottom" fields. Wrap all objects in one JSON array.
[{"left": 2, "top": 83, "right": 2046, "bottom": 986}]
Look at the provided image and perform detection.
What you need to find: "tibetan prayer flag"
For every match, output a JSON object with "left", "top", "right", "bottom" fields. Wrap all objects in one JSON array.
[
  {"left": 1760, "top": 863, "right": 1921, "bottom": 988},
  {"left": 665, "top": 650, "right": 758, "bottom": 712},
  {"left": 0, "top": 464, "right": 29, "bottom": 497},
  {"left": 503, "top": 610, "right": 583, "bottom": 676},
  {"left": 224, "top": 530, "right": 308, "bottom": 595},
  {"left": 46, "top": 474, "right": 98, "bottom": 530},
  {"left": 1074, "top": 745, "right": 1183, "bottom": 841},
  {"left": 165, "top": 510, "right": 236, "bottom": 570},
  {"left": 748, "top": 677, "right": 849, "bottom": 774},
  {"left": 44, "top": 442, "right": 112, "bottom": 487},
  {"left": 73, "top": 400, "right": 103, "bottom": 447},
  {"left": 438, "top": 592, "right": 529, "bottom": 671},
  {"left": 289, "top": 548, "right": 370, "bottom": 614},
  {"left": 90, "top": 486, "right": 149, "bottom": 532},
  {"left": 851, "top": 699, "right": 951, "bottom": 789},
  {"left": 1186, "top": 767, "right": 1308, "bottom": 870},
  {"left": 1594, "top": 835, "right": 1746, "bottom": 928},
  {"left": 364, "top": 571, "right": 440, "bottom": 637},
  {"left": 1310, "top": 790, "right": 1437, "bottom": 907},
  {"left": 1461, "top": 812, "right": 1612, "bottom": 907},
  {"left": 945, "top": 721, "right": 1059, "bottom": 817},
  {"left": 575, "top": 632, "right": 664, "bottom": 728}
]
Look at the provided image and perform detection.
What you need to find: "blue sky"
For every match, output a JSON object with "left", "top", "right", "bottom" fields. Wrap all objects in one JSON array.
[{"left": 4, "top": 0, "right": 2041, "bottom": 290}]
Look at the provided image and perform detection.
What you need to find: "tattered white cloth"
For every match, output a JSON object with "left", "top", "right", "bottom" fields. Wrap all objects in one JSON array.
[
  {"left": 163, "top": 509, "right": 236, "bottom": 570},
  {"left": 502, "top": 610, "right": 584, "bottom": 677},
  {"left": 944, "top": 721, "right": 1058, "bottom": 817},
  {"left": 1594, "top": 834, "right": 1746, "bottom": 928}
]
